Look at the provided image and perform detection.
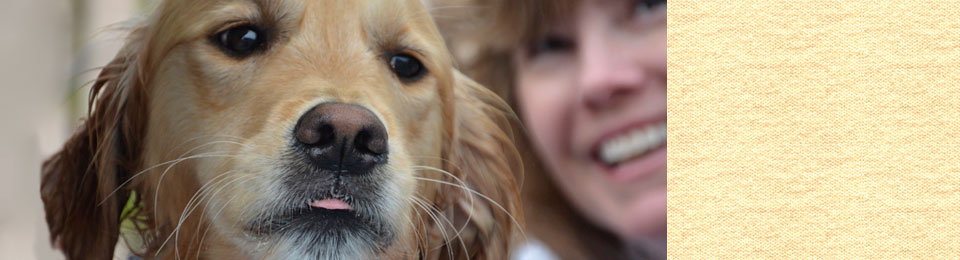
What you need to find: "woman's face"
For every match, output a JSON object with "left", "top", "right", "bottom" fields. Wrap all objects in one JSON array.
[{"left": 513, "top": 0, "right": 667, "bottom": 241}]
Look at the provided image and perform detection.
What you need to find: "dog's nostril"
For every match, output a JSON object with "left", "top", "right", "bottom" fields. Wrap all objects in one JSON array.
[
  {"left": 315, "top": 124, "right": 335, "bottom": 146},
  {"left": 354, "top": 128, "right": 387, "bottom": 155},
  {"left": 296, "top": 119, "right": 336, "bottom": 146}
]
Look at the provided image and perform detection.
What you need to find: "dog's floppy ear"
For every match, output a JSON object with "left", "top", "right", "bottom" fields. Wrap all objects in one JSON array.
[
  {"left": 437, "top": 71, "right": 525, "bottom": 259},
  {"left": 41, "top": 27, "right": 149, "bottom": 260}
]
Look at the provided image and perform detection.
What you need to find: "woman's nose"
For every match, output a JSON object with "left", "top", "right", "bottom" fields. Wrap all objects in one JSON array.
[{"left": 578, "top": 31, "right": 658, "bottom": 111}]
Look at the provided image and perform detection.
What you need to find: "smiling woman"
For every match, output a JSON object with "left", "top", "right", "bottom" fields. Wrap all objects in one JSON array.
[{"left": 438, "top": 0, "right": 667, "bottom": 259}]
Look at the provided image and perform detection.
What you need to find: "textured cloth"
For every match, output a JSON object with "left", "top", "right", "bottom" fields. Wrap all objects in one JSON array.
[{"left": 669, "top": 1, "right": 960, "bottom": 258}]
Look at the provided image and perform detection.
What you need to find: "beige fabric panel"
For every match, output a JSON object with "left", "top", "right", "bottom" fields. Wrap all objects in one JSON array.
[{"left": 669, "top": 1, "right": 960, "bottom": 258}]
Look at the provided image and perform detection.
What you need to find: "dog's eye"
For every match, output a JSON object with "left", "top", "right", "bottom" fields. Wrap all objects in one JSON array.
[
  {"left": 215, "top": 25, "right": 265, "bottom": 57},
  {"left": 389, "top": 54, "right": 425, "bottom": 81}
]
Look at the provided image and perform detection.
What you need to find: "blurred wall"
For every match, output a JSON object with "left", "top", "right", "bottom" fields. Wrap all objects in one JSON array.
[{"left": 1, "top": 0, "right": 140, "bottom": 259}]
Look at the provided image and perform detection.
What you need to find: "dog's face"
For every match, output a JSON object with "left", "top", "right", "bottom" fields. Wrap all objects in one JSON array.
[
  {"left": 152, "top": 0, "right": 448, "bottom": 257},
  {"left": 41, "top": 0, "right": 522, "bottom": 259}
]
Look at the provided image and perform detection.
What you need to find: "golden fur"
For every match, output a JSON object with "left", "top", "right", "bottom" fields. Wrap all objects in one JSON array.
[{"left": 41, "top": 0, "right": 523, "bottom": 259}]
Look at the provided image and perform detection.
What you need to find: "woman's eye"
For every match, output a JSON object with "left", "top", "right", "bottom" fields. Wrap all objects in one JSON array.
[
  {"left": 635, "top": 0, "right": 667, "bottom": 15},
  {"left": 529, "top": 36, "right": 575, "bottom": 58},
  {"left": 215, "top": 25, "right": 265, "bottom": 58},
  {"left": 389, "top": 54, "right": 426, "bottom": 82}
]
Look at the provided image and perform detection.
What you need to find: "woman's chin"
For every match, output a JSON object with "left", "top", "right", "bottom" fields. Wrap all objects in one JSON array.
[{"left": 623, "top": 187, "right": 668, "bottom": 239}]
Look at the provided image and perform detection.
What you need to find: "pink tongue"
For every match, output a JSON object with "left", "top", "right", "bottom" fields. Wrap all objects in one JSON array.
[{"left": 310, "top": 199, "right": 352, "bottom": 210}]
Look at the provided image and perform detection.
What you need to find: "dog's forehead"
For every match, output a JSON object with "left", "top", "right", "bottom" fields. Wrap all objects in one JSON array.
[
  {"left": 248, "top": 0, "right": 436, "bottom": 34},
  {"left": 158, "top": 0, "right": 441, "bottom": 46},
  {"left": 313, "top": 0, "right": 445, "bottom": 50},
  {"left": 225, "top": 0, "right": 443, "bottom": 58},
  {"left": 148, "top": 0, "right": 452, "bottom": 76}
]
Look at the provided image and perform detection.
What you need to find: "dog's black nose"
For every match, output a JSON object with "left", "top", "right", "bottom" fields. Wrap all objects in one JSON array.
[{"left": 294, "top": 102, "right": 388, "bottom": 174}]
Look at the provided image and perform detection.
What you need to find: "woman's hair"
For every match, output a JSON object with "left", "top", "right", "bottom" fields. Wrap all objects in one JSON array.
[
  {"left": 436, "top": 0, "right": 573, "bottom": 100},
  {"left": 435, "top": 0, "right": 631, "bottom": 258}
]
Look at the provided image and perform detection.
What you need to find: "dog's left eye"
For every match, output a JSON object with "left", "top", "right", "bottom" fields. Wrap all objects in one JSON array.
[
  {"left": 214, "top": 25, "right": 265, "bottom": 58},
  {"left": 389, "top": 54, "right": 426, "bottom": 82}
]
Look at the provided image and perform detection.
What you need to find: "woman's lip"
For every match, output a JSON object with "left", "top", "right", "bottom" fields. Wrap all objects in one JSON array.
[{"left": 597, "top": 144, "right": 666, "bottom": 182}]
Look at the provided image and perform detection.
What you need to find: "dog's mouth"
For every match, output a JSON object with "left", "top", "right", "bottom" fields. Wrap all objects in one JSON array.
[
  {"left": 245, "top": 181, "right": 394, "bottom": 252},
  {"left": 248, "top": 190, "right": 378, "bottom": 234},
  {"left": 254, "top": 199, "right": 368, "bottom": 235}
]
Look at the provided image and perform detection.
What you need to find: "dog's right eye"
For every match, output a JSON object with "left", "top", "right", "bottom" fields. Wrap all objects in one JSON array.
[
  {"left": 215, "top": 25, "right": 265, "bottom": 58},
  {"left": 389, "top": 54, "right": 426, "bottom": 82}
]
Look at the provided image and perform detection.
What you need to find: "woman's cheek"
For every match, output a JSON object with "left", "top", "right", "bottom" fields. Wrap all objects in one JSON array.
[{"left": 516, "top": 68, "right": 574, "bottom": 166}]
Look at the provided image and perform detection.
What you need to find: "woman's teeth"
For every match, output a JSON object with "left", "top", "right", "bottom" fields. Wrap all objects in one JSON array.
[{"left": 599, "top": 122, "right": 667, "bottom": 166}]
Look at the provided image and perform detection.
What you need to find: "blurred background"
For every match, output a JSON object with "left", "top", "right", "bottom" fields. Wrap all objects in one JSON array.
[{"left": 1, "top": 0, "right": 151, "bottom": 258}]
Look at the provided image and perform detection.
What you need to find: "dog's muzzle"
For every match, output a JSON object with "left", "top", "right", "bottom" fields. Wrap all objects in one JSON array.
[{"left": 251, "top": 101, "right": 395, "bottom": 250}]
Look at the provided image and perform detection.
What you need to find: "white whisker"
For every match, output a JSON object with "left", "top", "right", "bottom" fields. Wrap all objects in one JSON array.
[
  {"left": 99, "top": 138, "right": 248, "bottom": 206},
  {"left": 157, "top": 174, "right": 255, "bottom": 257},
  {"left": 411, "top": 176, "right": 525, "bottom": 240},
  {"left": 196, "top": 176, "right": 261, "bottom": 260},
  {"left": 410, "top": 165, "right": 477, "bottom": 234},
  {"left": 408, "top": 196, "right": 455, "bottom": 259}
]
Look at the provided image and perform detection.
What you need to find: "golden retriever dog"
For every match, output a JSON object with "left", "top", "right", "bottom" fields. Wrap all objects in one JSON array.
[{"left": 40, "top": 0, "right": 523, "bottom": 259}]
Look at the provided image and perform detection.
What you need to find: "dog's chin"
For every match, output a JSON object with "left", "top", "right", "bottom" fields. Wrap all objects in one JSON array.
[
  {"left": 243, "top": 195, "right": 395, "bottom": 259},
  {"left": 254, "top": 209, "right": 393, "bottom": 259}
]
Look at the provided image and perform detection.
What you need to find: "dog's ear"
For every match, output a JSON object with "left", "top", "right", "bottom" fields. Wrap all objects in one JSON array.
[
  {"left": 41, "top": 27, "right": 149, "bottom": 260},
  {"left": 437, "top": 71, "right": 525, "bottom": 259}
]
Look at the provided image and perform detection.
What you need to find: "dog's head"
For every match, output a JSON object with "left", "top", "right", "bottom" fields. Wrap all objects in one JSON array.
[{"left": 41, "top": 0, "right": 523, "bottom": 259}]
